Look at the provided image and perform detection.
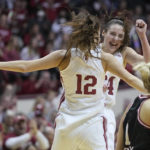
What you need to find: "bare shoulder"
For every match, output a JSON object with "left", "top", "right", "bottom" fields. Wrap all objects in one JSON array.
[
  {"left": 139, "top": 99, "right": 150, "bottom": 126},
  {"left": 43, "top": 49, "right": 68, "bottom": 63},
  {"left": 37, "top": 49, "right": 68, "bottom": 70},
  {"left": 49, "top": 49, "right": 67, "bottom": 58},
  {"left": 101, "top": 51, "right": 120, "bottom": 72},
  {"left": 101, "top": 51, "right": 115, "bottom": 61},
  {"left": 101, "top": 51, "right": 122, "bottom": 66},
  {"left": 121, "top": 46, "right": 133, "bottom": 57},
  {"left": 57, "top": 49, "right": 71, "bottom": 71}
]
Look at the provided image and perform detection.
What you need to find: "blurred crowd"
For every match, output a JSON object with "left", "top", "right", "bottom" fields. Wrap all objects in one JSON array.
[{"left": 0, "top": 0, "right": 150, "bottom": 149}]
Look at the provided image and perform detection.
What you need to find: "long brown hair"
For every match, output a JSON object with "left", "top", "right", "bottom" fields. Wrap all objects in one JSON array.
[{"left": 64, "top": 10, "right": 101, "bottom": 57}]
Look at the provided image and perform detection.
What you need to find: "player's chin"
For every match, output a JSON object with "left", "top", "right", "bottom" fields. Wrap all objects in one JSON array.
[
  {"left": 108, "top": 45, "right": 119, "bottom": 53},
  {"left": 110, "top": 47, "right": 118, "bottom": 54}
]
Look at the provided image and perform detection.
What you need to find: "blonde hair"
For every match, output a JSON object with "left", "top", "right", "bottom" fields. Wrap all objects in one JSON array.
[{"left": 134, "top": 62, "right": 150, "bottom": 92}]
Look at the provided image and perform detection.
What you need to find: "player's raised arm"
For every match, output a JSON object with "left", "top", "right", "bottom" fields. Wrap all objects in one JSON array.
[
  {"left": 136, "top": 19, "right": 150, "bottom": 63},
  {"left": 0, "top": 50, "right": 67, "bottom": 73},
  {"left": 102, "top": 52, "right": 148, "bottom": 94},
  {"left": 123, "top": 19, "right": 150, "bottom": 66}
]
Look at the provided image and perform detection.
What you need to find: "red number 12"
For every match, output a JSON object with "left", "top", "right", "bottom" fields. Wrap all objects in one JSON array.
[{"left": 76, "top": 74, "right": 97, "bottom": 95}]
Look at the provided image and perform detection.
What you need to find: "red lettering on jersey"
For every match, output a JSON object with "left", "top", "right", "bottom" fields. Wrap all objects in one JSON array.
[
  {"left": 84, "top": 75, "right": 97, "bottom": 94},
  {"left": 76, "top": 74, "right": 82, "bottom": 94},
  {"left": 105, "top": 75, "right": 115, "bottom": 95},
  {"left": 108, "top": 76, "right": 115, "bottom": 95},
  {"left": 76, "top": 74, "right": 97, "bottom": 95}
]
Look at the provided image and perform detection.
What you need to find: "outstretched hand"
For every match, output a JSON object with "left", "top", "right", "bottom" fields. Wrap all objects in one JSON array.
[
  {"left": 136, "top": 19, "right": 147, "bottom": 37},
  {"left": 29, "top": 120, "right": 38, "bottom": 137}
]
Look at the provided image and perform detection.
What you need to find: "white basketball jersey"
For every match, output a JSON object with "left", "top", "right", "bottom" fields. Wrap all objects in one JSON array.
[
  {"left": 58, "top": 47, "right": 105, "bottom": 129},
  {"left": 104, "top": 51, "right": 124, "bottom": 107}
]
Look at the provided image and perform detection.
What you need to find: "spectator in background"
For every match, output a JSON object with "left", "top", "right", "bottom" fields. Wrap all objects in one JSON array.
[
  {"left": 33, "top": 104, "right": 54, "bottom": 149},
  {"left": 134, "top": 5, "right": 145, "bottom": 20},
  {"left": 29, "top": 96, "right": 54, "bottom": 149},
  {"left": 50, "top": 9, "right": 71, "bottom": 50},
  {"left": 0, "top": 35, "right": 22, "bottom": 84},
  {"left": 19, "top": 35, "right": 41, "bottom": 80},
  {"left": 32, "top": 9, "right": 51, "bottom": 39},
  {"left": 129, "top": 5, "right": 145, "bottom": 54},
  {"left": 45, "top": 89, "right": 58, "bottom": 114},
  {"left": 0, "top": 70, "right": 5, "bottom": 96},
  {"left": 44, "top": 89, "right": 60, "bottom": 129},
  {"left": 0, "top": 0, "right": 6, "bottom": 11},
  {"left": 118, "top": 0, "right": 128, "bottom": 11},
  {"left": 17, "top": 72, "right": 38, "bottom": 95},
  {"left": 0, "top": 35, "right": 5, "bottom": 50},
  {"left": 33, "top": 103, "right": 51, "bottom": 129},
  {"left": 35, "top": 33, "right": 45, "bottom": 57},
  {"left": 20, "top": 36, "right": 40, "bottom": 61},
  {"left": 130, "top": 21, "right": 142, "bottom": 54},
  {"left": 47, "top": 32, "right": 56, "bottom": 50},
  {"left": 60, "top": 32, "right": 70, "bottom": 49},
  {"left": 41, "top": 41, "right": 54, "bottom": 57},
  {"left": 3, "top": 113, "right": 49, "bottom": 150},
  {"left": 2, "top": 110, "right": 15, "bottom": 135},
  {"left": 12, "top": 0, "right": 28, "bottom": 29},
  {"left": 1, "top": 35, "right": 22, "bottom": 61},
  {"left": 0, "top": 13, "right": 11, "bottom": 47},
  {"left": 28, "top": 96, "right": 46, "bottom": 121},
  {"left": 5, "top": 0, "right": 28, "bottom": 36},
  {"left": 23, "top": 24, "right": 41, "bottom": 46},
  {"left": 0, "top": 84, "right": 18, "bottom": 112},
  {"left": 42, "top": 0, "right": 61, "bottom": 23},
  {"left": 35, "top": 71, "right": 59, "bottom": 94}
]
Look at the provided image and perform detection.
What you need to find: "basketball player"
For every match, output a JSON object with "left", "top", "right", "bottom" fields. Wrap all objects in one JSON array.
[
  {"left": 0, "top": 11, "right": 148, "bottom": 150},
  {"left": 100, "top": 14, "right": 150, "bottom": 150},
  {"left": 116, "top": 62, "right": 150, "bottom": 150}
]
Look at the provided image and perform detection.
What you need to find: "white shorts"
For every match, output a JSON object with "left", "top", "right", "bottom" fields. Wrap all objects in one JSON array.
[
  {"left": 104, "top": 107, "right": 116, "bottom": 150},
  {"left": 52, "top": 113, "right": 108, "bottom": 150}
]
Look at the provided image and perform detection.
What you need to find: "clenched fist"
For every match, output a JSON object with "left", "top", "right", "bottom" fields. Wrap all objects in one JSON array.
[{"left": 136, "top": 19, "right": 147, "bottom": 37}]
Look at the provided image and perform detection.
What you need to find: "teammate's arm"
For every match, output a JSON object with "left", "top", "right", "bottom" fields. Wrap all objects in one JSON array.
[
  {"left": 0, "top": 50, "right": 67, "bottom": 73},
  {"left": 102, "top": 52, "right": 148, "bottom": 94},
  {"left": 123, "top": 47, "right": 143, "bottom": 66},
  {"left": 116, "top": 104, "right": 131, "bottom": 150}
]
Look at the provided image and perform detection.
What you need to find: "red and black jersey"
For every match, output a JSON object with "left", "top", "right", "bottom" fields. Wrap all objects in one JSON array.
[{"left": 123, "top": 95, "right": 150, "bottom": 150}]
